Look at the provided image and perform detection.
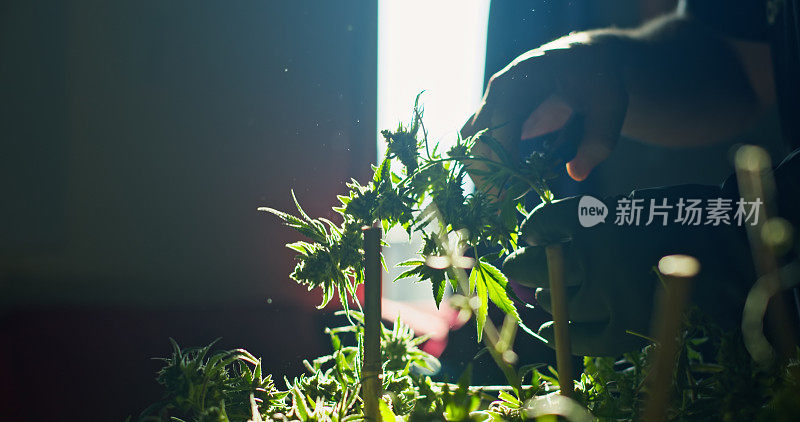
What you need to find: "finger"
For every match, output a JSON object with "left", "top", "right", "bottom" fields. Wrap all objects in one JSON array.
[
  {"left": 521, "top": 197, "right": 581, "bottom": 246},
  {"left": 460, "top": 111, "right": 479, "bottom": 140},
  {"left": 564, "top": 75, "right": 627, "bottom": 181},
  {"left": 537, "top": 320, "right": 645, "bottom": 357},
  {"left": 535, "top": 284, "right": 609, "bottom": 323},
  {"left": 520, "top": 95, "right": 573, "bottom": 140},
  {"left": 462, "top": 53, "right": 557, "bottom": 147},
  {"left": 550, "top": 113, "right": 583, "bottom": 163},
  {"left": 502, "top": 244, "right": 583, "bottom": 289}
]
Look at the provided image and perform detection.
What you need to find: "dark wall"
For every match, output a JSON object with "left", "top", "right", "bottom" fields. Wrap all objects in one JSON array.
[
  {"left": 0, "top": 1, "right": 376, "bottom": 419},
  {"left": 1, "top": 0, "right": 376, "bottom": 308}
]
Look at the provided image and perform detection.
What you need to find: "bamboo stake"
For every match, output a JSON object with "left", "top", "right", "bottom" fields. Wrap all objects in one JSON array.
[
  {"left": 545, "top": 243, "right": 573, "bottom": 397},
  {"left": 643, "top": 254, "right": 698, "bottom": 422},
  {"left": 362, "top": 226, "right": 382, "bottom": 422},
  {"left": 735, "top": 145, "right": 798, "bottom": 363}
]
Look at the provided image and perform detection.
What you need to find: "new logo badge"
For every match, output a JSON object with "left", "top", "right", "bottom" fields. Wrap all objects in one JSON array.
[{"left": 578, "top": 195, "right": 608, "bottom": 227}]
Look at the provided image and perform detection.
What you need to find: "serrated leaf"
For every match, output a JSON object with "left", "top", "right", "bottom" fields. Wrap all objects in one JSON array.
[
  {"left": 433, "top": 277, "right": 445, "bottom": 308},
  {"left": 470, "top": 266, "right": 489, "bottom": 342},
  {"left": 259, "top": 206, "right": 327, "bottom": 243},
  {"left": 395, "top": 266, "right": 422, "bottom": 282},
  {"left": 329, "top": 330, "right": 342, "bottom": 351},
  {"left": 318, "top": 218, "right": 341, "bottom": 237},
  {"left": 286, "top": 241, "right": 313, "bottom": 254},
  {"left": 396, "top": 259, "right": 424, "bottom": 267},
  {"left": 257, "top": 207, "right": 306, "bottom": 228},
  {"left": 290, "top": 189, "right": 314, "bottom": 223},
  {"left": 291, "top": 387, "right": 310, "bottom": 421},
  {"left": 469, "top": 264, "right": 477, "bottom": 295},
  {"left": 497, "top": 390, "right": 521, "bottom": 406},
  {"left": 478, "top": 261, "right": 520, "bottom": 321},
  {"left": 374, "top": 157, "right": 392, "bottom": 184},
  {"left": 379, "top": 400, "right": 399, "bottom": 422}
]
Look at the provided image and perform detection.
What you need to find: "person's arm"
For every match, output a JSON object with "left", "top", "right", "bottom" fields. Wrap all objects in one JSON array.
[
  {"left": 462, "top": 12, "right": 772, "bottom": 182},
  {"left": 613, "top": 13, "right": 769, "bottom": 146}
]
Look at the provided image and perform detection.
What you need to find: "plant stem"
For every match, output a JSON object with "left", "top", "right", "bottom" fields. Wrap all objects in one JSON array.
[
  {"left": 361, "top": 226, "right": 382, "bottom": 422},
  {"left": 545, "top": 243, "right": 573, "bottom": 397}
]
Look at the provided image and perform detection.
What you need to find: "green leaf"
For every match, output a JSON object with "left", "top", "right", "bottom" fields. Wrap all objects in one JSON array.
[
  {"left": 258, "top": 206, "right": 327, "bottom": 244},
  {"left": 468, "top": 263, "right": 477, "bottom": 295},
  {"left": 329, "top": 330, "right": 342, "bottom": 351},
  {"left": 291, "top": 189, "right": 314, "bottom": 224},
  {"left": 379, "top": 400, "right": 398, "bottom": 422},
  {"left": 470, "top": 266, "right": 489, "bottom": 342},
  {"left": 469, "top": 261, "right": 520, "bottom": 342},
  {"left": 396, "top": 259, "right": 424, "bottom": 267},
  {"left": 478, "top": 261, "right": 520, "bottom": 321},
  {"left": 497, "top": 390, "right": 521, "bottom": 407},
  {"left": 291, "top": 387, "right": 310, "bottom": 421},
  {"left": 286, "top": 241, "right": 314, "bottom": 254},
  {"left": 374, "top": 157, "right": 392, "bottom": 184},
  {"left": 380, "top": 253, "right": 389, "bottom": 273},
  {"left": 432, "top": 277, "right": 445, "bottom": 308},
  {"left": 395, "top": 265, "right": 422, "bottom": 282}
]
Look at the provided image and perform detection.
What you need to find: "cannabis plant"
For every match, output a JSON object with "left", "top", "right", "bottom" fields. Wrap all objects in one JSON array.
[
  {"left": 260, "top": 95, "right": 561, "bottom": 340},
  {"left": 139, "top": 339, "right": 287, "bottom": 421},
  {"left": 138, "top": 100, "right": 800, "bottom": 421}
]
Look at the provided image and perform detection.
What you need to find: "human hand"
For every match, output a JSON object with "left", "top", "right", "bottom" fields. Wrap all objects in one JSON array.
[{"left": 460, "top": 34, "right": 627, "bottom": 182}]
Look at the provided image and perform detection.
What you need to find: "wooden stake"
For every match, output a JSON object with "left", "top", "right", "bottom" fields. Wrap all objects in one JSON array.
[
  {"left": 735, "top": 145, "right": 798, "bottom": 363},
  {"left": 545, "top": 243, "right": 573, "bottom": 397},
  {"left": 643, "top": 254, "right": 698, "bottom": 422},
  {"left": 362, "top": 226, "right": 382, "bottom": 422}
]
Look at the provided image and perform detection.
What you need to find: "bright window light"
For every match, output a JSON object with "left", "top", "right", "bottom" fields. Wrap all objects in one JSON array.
[
  {"left": 378, "top": 0, "right": 491, "bottom": 160},
  {"left": 377, "top": 1, "right": 491, "bottom": 307}
]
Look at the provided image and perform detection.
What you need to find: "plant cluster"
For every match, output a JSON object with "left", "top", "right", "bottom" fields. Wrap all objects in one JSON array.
[
  {"left": 138, "top": 340, "right": 287, "bottom": 421},
  {"left": 138, "top": 309, "right": 799, "bottom": 422},
  {"left": 260, "top": 95, "right": 561, "bottom": 338},
  {"left": 573, "top": 308, "right": 800, "bottom": 421},
  {"left": 138, "top": 101, "right": 800, "bottom": 421}
]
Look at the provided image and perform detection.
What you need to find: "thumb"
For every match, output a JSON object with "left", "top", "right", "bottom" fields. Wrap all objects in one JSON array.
[{"left": 566, "top": 136, "right": 615, "bottom": 182}]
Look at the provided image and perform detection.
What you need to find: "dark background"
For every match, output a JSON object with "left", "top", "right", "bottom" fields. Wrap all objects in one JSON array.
[
  {"left": 1, "top": 1, "right": 376, "bottom": 418},
  {"left": 4, "top": 1, "right": 782, "bottom": 420}
]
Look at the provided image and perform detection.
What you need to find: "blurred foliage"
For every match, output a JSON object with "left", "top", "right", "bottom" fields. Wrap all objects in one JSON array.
[{"left": 138, "top": 309, "right": 799, "bottom": 421}]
